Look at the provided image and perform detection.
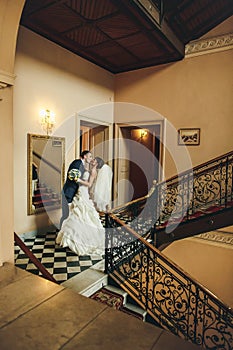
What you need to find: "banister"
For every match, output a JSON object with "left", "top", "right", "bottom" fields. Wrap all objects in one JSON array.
[
  {"left": 33, "top": 150, "right": 61, "bottom": 174},
  {"left": 111, "top": 150, "right": 233, "bottom": 217},
  {"left": 14, "top": 232, "right": 57, "bottom": 283},
  {"left": 108, "top": 213, "right": 232, "bottom": 312},
  {"left": 105, "top": 151, "right": 233, "bottom": 348},
  {"left": 105, "top": 212, "right": 233, "bottom": 348},
  {"left": 159, "top": 150, "right": 233, "bottom": 186}
]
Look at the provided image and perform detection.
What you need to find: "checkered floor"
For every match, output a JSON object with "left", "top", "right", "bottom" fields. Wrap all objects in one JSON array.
[{"left": 14, "top": 231, "right": 104, "bottom": 284}]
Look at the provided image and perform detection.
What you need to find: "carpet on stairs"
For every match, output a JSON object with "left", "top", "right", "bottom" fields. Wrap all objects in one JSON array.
[{"left": 90, "top": 287, "right": 143, "bottom": 320}]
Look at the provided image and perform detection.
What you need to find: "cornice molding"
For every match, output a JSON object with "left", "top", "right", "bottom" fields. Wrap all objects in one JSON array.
[
  {"left": 185, "top": 33, "right": 233, "bottom": 58},
  {"left": 0, "top": 69, "right": 16, "bottom": 88},
  {"left": 195, "top": 231, "right": 233, "bottom": 248}
]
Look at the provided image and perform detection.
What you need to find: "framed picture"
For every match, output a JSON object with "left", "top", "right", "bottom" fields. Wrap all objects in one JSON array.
[
  {"left": 52, "top": 139, "right": 62, "bottom": 147},
  {"left": 178, "top": 128, "right": 200, "bottom": 146}
]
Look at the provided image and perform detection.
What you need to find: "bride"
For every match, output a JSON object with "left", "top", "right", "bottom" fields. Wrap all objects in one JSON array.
[{"left": 56, "top": 159, "right": 105, "bottom": 256}]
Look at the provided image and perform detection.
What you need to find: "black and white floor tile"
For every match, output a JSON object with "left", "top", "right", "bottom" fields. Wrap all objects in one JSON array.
[{"left": 14, "top": 232, "right": 104, "bottom": 284}]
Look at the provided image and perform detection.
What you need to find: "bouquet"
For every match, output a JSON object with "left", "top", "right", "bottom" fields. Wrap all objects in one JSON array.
[{"left": 68, "top": 168, "right": 81, "bottom": 182}]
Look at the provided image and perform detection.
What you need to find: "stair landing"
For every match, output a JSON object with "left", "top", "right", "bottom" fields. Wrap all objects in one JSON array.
[{"left": 0, "top": 263, "right": 202, "bottom": 350}]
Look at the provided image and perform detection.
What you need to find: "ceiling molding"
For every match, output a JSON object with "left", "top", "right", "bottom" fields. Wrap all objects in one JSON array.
[
  {"left": 194, "top": 231, "right": 233, "bottom": 248},
  {"left": 185, "top": 33, "right": 233, "bottom": 58}
]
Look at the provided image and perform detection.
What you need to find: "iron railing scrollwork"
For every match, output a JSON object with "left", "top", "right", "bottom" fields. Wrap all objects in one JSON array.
[
  {"left": 105, "top": 151, "right": 233, "bottom": 349},
  {"left": 110, "top": 151, "right": 233, "bottom": 240},
  {"left": 156, "top": 151, "right": 233, "bottom": 228},
  {"left": 104, "top": 214, "right": 233, "bottom": 349}
]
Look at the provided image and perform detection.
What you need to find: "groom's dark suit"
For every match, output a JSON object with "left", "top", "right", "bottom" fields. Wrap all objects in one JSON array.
[
  {"left": 63, "top": 159, "right": 85, "bottom": 203},
  {"left": 60, "top": 158, "right": 85, "bottom": 227}
]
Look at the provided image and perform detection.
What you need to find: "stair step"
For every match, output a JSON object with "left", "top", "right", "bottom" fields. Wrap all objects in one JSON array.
[
  {"left": 104, "top": 285, "right": 128, "bottom": 304},
  {"left": 105, "top": 282, "right": 148, "bottom": 321},
  {"left": 33, "top": 199, "right": 60, "bottom": 208},
  {"left": 123, "top": 302, "right": 147, "bottom": 320},
  {"left": 126, "top": 293, "right": 143, "bottom": 307}
]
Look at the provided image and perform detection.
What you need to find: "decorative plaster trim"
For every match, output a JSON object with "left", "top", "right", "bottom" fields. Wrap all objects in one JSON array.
[
  {"left": 185, "top": 33, "right": 233, "bottom": 58},
  {"left": 0, "top": 69, "right": 16, "bottom": 87},
  {"left": 195, "top": 231, "right": 233, "bottom": 247}
]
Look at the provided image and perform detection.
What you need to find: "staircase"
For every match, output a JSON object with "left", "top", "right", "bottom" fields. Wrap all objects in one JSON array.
[
  {"left": 104, "top": 152, "right": 233, "bottom": 350},
  {"left": 15, "top": 150, "right": 233, "bottom": 350},
  {"left": 104, "top": 223, "right": 233, "bottom": 350},
  {"left": 109, "top": 150, "right": 233, "bottom": 248},
  {"left": 155, "top": 202, "right": 233, "bottom": 247},
  {"left": 90, "top": 276, "right": 149, "bottom": 322}
]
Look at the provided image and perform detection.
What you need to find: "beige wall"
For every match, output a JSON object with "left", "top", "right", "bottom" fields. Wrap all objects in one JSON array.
[
  {"left": 115, "top": 44, "right": 233, "bottom": 179},
  {"left": 163, "top": 238, "right": 233, "bottom": 307},
  {"left": 0, "top": 0, "right": 25, "bottom": 264},
  {"left": 14, "top": 27, "right": 114, "bottom": 235},
  {"left": 0, "top": 86, "right": 14, "bottom": 264},
  {"left": 0, "top": 0, "right": 25, "bottom": 74}
]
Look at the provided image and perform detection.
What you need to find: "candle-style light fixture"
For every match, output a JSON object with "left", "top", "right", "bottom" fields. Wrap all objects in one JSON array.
[
  {"left": 140, "top": 129, "right": 148, "bottom": 139},
  {"left": 39, "top": 109, "right": 55, "bottom": 135}
]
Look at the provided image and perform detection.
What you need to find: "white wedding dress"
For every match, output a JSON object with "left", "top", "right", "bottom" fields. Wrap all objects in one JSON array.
[
  {"left": 56, "top": 171, "right": 105, "bottom": 256},
  {"left": 93, "top": 164, "right": 113, "bottom": 211}
]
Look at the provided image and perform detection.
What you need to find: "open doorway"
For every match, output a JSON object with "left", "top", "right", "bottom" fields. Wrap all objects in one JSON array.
[
  {"left": 77, "top": 116, "right": 113, "bottom": 163},
  {"left": 114, "top": 122, "right": 164, "bottom": 206}
]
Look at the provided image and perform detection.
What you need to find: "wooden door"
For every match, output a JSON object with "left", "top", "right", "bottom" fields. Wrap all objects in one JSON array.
[
  {"left": 114, "top": 123, "right": 161, "bottom": 205},
  {"left": 80, "top": 123, "right": 109, "bottom": 160}
]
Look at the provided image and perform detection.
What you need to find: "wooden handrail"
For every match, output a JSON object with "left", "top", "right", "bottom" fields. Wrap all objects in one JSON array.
[
  {"left": 111, "top": 180, "right": 157, "bottom": 214},
  {"left": 110, "top": 149, "right": 233, "bottom": 219},
  {"left": 159, "top": 149, "right": 233, "bottom": 186},
  {"left": 33, "top": 151, "right": 61, "bottom": 174},
  {"left": 14, "top": 232, "right": 57, "bottom": 283}
]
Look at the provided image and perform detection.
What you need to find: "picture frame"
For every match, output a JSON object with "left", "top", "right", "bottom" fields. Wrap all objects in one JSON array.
[
  {"left": 178, "top": 128, "right": 200, "bottom": 146},
  {"left": 52, "top": 139, "right": 62, "bottom": 147}
]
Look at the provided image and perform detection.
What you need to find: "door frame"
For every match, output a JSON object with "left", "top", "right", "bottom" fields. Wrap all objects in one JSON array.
[
  {"left": 114, "top": 119, "right": 166, "bottom": 205},
  {"left": 76, "top": 113, "right": 114, "bottom": 167}
]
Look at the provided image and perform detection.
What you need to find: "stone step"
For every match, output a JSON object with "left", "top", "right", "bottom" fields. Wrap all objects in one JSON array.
[
  {"left": 105, "top": 281, "right": 148, "bottom": 321},
  {"left": 62, "top": 260, "right": 108, "bottom": 297},
  {"left": 123, "top": 302, "right": 147, "bottom": 321},
  {"left": 104, "top": 284, "right": 128, "bottom": 304}
]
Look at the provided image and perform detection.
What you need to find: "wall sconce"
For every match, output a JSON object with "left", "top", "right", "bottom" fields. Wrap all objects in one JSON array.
[
  {"left": 39, "top": 109, "right": 55, "bottom": 135},
  {"left": 140, "top": 129, "right": 148, "bottom": 139}
]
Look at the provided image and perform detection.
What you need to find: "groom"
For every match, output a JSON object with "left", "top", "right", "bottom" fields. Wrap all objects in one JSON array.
[{"left": 59, "top": 150, "right": 93, "bottom": 228}]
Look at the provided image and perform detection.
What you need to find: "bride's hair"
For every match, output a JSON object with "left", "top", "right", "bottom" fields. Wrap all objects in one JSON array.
[{"left": 95, "top": 157, "right": 105, "bottom": 169}]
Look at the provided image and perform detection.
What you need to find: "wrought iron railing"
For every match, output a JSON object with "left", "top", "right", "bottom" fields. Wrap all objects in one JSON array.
[
  {"left": 156, "top": 150, "right": 233, "bottom": 228},
  {"left": 111, "top": 180, "right": 158, "bottom": 241},
  {"left": 105, "top": 151, "right": 233, "bottom": 348},
  {"left": 105, "top": 214, "right": 233, "bottom": 350},
  {"left": 111, "top": 151, "right": 233, "bottom": 237}
]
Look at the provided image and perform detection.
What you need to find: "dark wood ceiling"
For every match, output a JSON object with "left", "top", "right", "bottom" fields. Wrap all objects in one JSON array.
[{"left": 20, "top": 0, "right": 233, "bottom": 73}]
